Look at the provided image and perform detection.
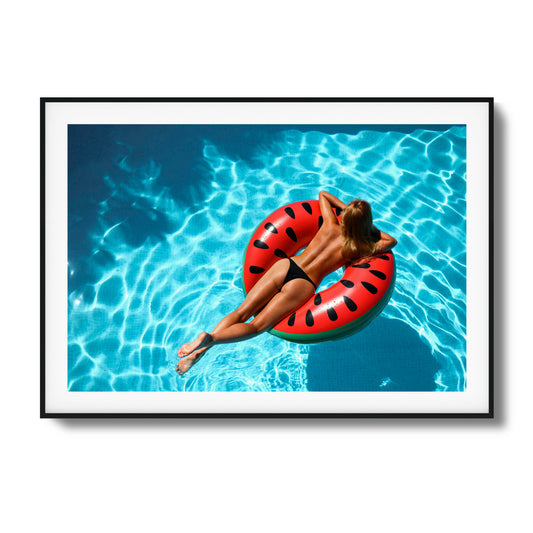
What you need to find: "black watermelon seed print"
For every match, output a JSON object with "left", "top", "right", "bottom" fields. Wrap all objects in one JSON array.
[
  {"left": 353, "top": 263, "right": 371, "bottom": 269},
  {"left": 335, "top": 207, "right": 343, "bottom": 216},
  {"left": 284, "top": 207, "right": 295, "bottom": 219},
  {"left": 249, "top": 266, "right": 265, "bottom": 274},
  {"left": 343, "top": 296, "right": 357, "bottom": 311},
  {"left": 378, "top": 255, "right": 390, "bottom": 260},
  {"left": 253, "top": 240, "right": 269, "bottom": 249},
  {"left": 274, "top": 248, "right": 288, "bottom": 258},
  {"left": 314, "top": 294, "right": 322, "bottom": 305},
  {"left": 286, "top": 227, "right": 297, "bottom": 242},
  {"left": 369, "top": 270, "right": 386, "bottom": 280},
  {"left": 306, "top": 309, "right": 314, "bottom": 327},
  {"left": 340, "top": 280, "right": 354, "bottom": 288},
  {"left": 264, "top": 222, "right": 278, "bottom": 234},
  {"left": 288, "top": 313, "right": 296, "bottom": 327},
  {"left": 302, "top": 202, "right": 313, "bottom": 214},
  {"left": 361, "top": 281, "right": 378, "bottom": 294},
  {"left": 318, "top": 216, "right": 323, "bottom": 229},
  {"left": 327, "top": 305, "right": 338, "bottom": 321}
]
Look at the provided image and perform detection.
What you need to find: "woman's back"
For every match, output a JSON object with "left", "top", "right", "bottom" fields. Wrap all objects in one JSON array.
[{"left": 291, "top": 222, "right": 347, "bottom": 286}]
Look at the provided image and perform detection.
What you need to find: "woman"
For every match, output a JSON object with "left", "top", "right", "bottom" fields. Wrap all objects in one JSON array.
[{"left": 176, "top": 190, "right": 397, "bottom": 374}]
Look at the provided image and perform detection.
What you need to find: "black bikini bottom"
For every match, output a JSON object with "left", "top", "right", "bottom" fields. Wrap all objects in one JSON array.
[{"left": 282, "top": 258, "right": 317, "bottom": 290}]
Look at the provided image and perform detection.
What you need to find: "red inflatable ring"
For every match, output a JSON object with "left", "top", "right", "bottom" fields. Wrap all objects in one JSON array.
[{"left": 242, "top": 200, "right": 396, "bottom": 343}]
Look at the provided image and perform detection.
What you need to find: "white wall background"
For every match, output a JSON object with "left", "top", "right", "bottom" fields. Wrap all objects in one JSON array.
[{"left": 1, "top": 1, "right": 529, "bottom": 532}]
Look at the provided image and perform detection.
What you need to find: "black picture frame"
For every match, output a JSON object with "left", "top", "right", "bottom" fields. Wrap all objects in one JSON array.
[{"left": 41, "top": 97, "right": 493, "bottom": 418}]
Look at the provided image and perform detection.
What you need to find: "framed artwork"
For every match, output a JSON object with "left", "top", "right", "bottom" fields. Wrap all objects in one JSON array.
[{"left": 41, "top": 97, "right": 493, "bottom": 417}]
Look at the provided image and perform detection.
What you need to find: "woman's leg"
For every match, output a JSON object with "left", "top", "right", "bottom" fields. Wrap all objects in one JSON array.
[
  {"left": 214, "top": 278, "right": 315, "bottom": 343},
  {"left": 177, "top": 259, "right": 296, "bottom": 368},
  {"left": 178, "top": 259, "right": 289, "bottom": 356},
  {"left": 176, "top": 276, "right": 315, "bottom": 374}
]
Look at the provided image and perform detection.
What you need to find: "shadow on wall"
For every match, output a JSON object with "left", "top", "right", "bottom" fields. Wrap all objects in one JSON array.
[{"left": 306, "top": 317, "right": 439, "bottom": 391}]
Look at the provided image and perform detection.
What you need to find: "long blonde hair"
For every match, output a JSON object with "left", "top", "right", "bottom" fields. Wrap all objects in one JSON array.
[{"left": 340, "top": 199, "right": 379, "bottom": 262}]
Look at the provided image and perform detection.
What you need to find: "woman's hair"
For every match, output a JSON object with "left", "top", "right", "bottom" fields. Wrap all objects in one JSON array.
[{"left": 340, "top": 199, "right": 379, "bottom": 261}]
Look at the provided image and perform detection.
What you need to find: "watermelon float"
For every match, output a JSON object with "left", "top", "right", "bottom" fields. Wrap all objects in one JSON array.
[{"left": 242, "top": 200, "right": 396, "bottom": 343}]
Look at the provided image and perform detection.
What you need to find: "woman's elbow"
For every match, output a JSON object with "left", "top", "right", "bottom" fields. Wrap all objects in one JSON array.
[{"left": 381, "top": 237, "right": 397, "bottom": 253}]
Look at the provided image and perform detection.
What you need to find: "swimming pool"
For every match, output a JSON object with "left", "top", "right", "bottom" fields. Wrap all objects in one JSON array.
[{"left": 68, "top": 124, "right": 466, "bottom": 392}]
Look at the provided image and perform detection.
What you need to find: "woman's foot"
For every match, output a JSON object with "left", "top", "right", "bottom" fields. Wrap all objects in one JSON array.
[
  {"left": 176, "top": 352, "right": 201, "bottom": 375},
  {"left": 178, "top": 332, "right": 211, "bottom": 357},
  {"left": 176, "top": 332, "right": 213, "bottom": 374}
]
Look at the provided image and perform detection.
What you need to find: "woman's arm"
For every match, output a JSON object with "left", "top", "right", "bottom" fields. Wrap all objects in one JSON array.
[
  {"left": 319, "top": 190, "right": 347, "bottom": 210},
  {"left": 318, "top": 190, "right": 344, "bottom": 226},
  {"left": 373, "top": 226, "right": 397, "bottom": 253}
]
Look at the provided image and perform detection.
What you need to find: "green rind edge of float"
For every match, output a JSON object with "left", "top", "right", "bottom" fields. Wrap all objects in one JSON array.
[{"left": 268, "top": 267, "right": 396, "bottom": 344}]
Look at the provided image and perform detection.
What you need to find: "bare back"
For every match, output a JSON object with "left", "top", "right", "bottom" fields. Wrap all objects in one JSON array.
[{"left": 291, "top": 223, "right": 347, "bottom": 287}]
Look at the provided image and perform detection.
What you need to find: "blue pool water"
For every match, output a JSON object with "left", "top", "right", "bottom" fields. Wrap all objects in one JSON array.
[{"left": 68, "top": 124, "right": 466, "bottom": 392}]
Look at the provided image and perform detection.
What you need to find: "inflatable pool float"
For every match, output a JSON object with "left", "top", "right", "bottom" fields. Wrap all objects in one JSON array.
[{"left": 242, "top": 200, "right": 396, "bottom": 343}]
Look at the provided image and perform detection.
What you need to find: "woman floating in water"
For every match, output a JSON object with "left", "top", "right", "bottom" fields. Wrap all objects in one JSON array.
[{"left": 177, "top": 191, "right": 397, "bottom": 374}]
